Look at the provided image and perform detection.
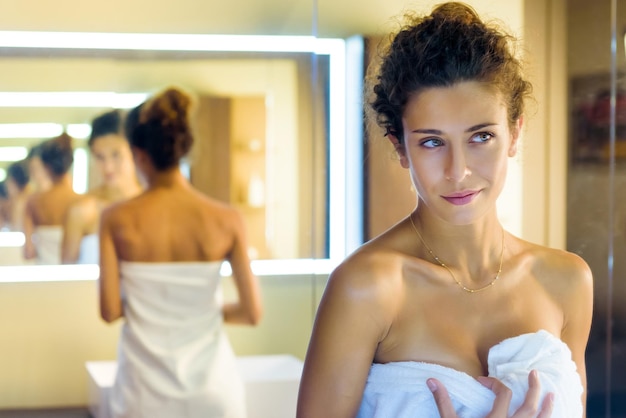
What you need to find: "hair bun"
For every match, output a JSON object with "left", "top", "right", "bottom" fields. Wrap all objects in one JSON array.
[
  {"left": 142, "top": 88, "right": 192, "bottom": 129},
  {"left": 431, "top": 2, "right": 480, "bottom": 25},
  {"left": 39, "top": 132, "right": 74, "bottom": 177},
  {"left": 127, "top": 87, "right": 195, "bottom": 170}
]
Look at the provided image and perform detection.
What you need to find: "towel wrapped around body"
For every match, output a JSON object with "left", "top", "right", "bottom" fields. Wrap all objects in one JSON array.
[
  {"left": 32, "top": 225, "right": 63, "bottom": 265},
  {"left": 110, "top": 261, "right": 245, "bottom": 418},
  {"left": 77, "top": 233, "right": 99, "bottom": 264},
  {"left": 357, "top": 330, "right": 582, "bottom": 418}
]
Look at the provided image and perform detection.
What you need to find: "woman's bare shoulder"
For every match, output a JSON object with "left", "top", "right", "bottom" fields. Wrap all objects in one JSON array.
[
  {"left": 326, "top": 243, "right": 408, "bottom": 309},
  {"left": 67, "top": 194, "right": 99, "bottom": 217},
  {"left": 513, "top": 237, "right": 592, "bottom": 299},
  {"left": 99, "top": 193, "right": 144, "bottom": 224}
]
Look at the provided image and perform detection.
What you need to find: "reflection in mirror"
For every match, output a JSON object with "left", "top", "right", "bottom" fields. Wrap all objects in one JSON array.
[{"left": 0, "top": 32, "right": 357, "bottom": 274}]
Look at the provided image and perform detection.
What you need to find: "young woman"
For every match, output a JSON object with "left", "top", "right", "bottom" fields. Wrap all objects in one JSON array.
[
  {"left": 61, "top": 110, "right": 141, "bottom": 264},
  {"left": 297, "top": 3, "right": 592, "bottom": 418},
  {"left": 99, "top": 87, "right": 263, "bottom": 418},
  {"left": 23, "top": 133, "right": 81, "bottom": 264},
  {"left": 26, "top": 143, "right": 52, "bottom": 193}
]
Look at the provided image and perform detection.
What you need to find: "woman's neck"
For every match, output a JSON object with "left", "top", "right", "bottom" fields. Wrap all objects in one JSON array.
[
  {"left": 145, "top": 168, "right": 188, "bottom": 190},
  {"left": 98, "top": 179, "right": 142, "bottom": 202},
  {"left": 50, "top": 174, "right": 74, "bottom": 190},
  {"left": 411, "top": 206, "right": 505, "bottom": 283}
]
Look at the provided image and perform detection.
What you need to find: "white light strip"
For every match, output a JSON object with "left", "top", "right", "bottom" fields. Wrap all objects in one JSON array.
[
  {"left": 0, "top": 123, "right": 91, "bottom": 140},
  {"left": 0, "top": 146, "right": 28, "bottom": 162},
  {"left": 344, "top": 36, "right": 365, "bottom": 255},
  {"left": 327, "top": 39, "right": 348, "bottom": 261},
  {"left": 0, "top": 259, "right": 334, "bottom": 283},
  {"left": 66, "top": 124, "right": 92, "bottom": 139},
  {"left": 0, "top": 123, "right": 63, "bottom": 138},
  {"left": 0, "top": 31, "right": 320, "bottom": 54},
  {"left": 0, "top": 264, "right": 99, "bottom": 283},
  {"left": 220, "top": 258, "right": 338, "bottom": 277},
  {"left": 0, "top": 168, "right": 6, "bottom": 181},
  {"left": 0, "top": 92, "right": 148, "bottom": 108},
  {"left": 0, "top": 232, "right": 25, "bottom": 247},
  {"left": 72, "top": 148, "right": 88, "bottom": 193}
]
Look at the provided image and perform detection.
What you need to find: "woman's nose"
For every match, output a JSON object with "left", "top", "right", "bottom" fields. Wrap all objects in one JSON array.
[{"left": 444, "top": 148, "right": 471, "bottom": 182}]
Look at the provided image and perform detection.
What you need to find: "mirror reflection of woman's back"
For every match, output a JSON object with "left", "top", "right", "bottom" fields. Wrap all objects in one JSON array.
[
  {"left": 23, "top": 133, "right": 81, "bottom": 264},
  {"left": 61, "top": 110, "right": 141, "bottom": 264},
  {"left": 99, "top": 87, "right": 263, "bottom": 418}
]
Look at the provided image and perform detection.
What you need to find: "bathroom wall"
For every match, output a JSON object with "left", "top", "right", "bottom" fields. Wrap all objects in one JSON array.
[{"left": 0, "top": 274, "right": 328, "bottom": 408}]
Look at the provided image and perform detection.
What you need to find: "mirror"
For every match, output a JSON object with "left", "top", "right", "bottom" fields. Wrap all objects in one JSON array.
[{"left": 0, "top": 32, "right": 360, "bottom": 275}]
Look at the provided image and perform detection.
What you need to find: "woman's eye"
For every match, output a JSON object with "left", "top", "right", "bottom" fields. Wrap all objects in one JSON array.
[
  {"left": 471, "top": 132, "right": 493, "bottom": 143},
  {"left": 420, "top": 138, "right": 444, "bottom": 148}
]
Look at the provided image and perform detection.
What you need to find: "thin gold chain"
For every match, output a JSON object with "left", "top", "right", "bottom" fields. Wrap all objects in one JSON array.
[{"left": 409, "top": 213, "right": 505, "bottom": 294}]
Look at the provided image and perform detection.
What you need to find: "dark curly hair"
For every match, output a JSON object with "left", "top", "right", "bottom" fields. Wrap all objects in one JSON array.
[
  {"left": 369, "top": 2, "right": 532, "bottom": 143},
  {"left": 89, "top": 109, "right": 125, "bottom": 147},
  {"left": 125, "top": 87, "right": 194, "bottom": 171},
  {"left": 38, "top": 133, "right": 74, "bottom": 177}
]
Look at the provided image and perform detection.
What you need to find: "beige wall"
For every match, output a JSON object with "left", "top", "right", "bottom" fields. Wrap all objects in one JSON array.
[
  {"left": 0, "top": 274, "right": 328, "bottom": 409},
  {"left": 521, "top": 0, "right": 568, "bottom": 249}
]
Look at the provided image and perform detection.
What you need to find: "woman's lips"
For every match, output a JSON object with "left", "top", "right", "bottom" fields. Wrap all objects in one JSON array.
[{"left": 442, "top": 190, "right": 479, "bottom": 205}]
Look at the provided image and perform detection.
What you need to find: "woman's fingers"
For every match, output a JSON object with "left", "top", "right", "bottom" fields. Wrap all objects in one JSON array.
[
  {"left": 430, "top": 371, "right": 554, "bottom": 418},
  {"left": 479, "top": 370, "right": 554, "bottom": 418},
  {"left": 428, "top": 378, "right": 459, "bottom": 418},
  {"left": 476, "top": 376, "right": 512, "bottom": 417},
  {"left": 510, "top": 370, "right": 541, "bottom": 417},
  {"left": 537, "top": 392, "right": 555, "bottom": 418}
]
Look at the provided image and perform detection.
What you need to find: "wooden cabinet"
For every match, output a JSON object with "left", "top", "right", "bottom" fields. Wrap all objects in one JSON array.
[{"left": 191, "top": 96, "right": 269, "bottom": 259}]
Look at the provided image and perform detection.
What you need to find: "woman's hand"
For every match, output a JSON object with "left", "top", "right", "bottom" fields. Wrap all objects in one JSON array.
[{"left": 428, "top": 370, "right": 554, "bottom": 418}]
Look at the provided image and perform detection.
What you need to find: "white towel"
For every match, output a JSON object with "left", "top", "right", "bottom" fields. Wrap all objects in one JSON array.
[
  {"left": 357, "top": 330, "right": 583, "bottom": 418},
  {"left": 110, "top": 261, "right": 245, "bottom": 418},
  {"left": 32, "top": 225, "right": 63, "bottom": 265},
  {"left": 77, "top": 233, "right": 99, "bottom": 264}
]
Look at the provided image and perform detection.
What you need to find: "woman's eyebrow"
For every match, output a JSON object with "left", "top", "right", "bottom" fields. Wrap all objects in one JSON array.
[{"left": 410, "top": 123, "right": 497, "bottom": 135}]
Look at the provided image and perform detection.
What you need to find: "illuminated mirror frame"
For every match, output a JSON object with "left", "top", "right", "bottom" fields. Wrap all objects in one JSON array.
[{"left": 0, "top": 31, "right": 363, "bottom": 281}]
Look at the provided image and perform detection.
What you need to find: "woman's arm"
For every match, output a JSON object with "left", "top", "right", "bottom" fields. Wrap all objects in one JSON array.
[
  {"left": 98, "top": 207, "right": 123, "bottom": 323},
  {"left": 22, "top": 195, "right": 37, "bottom": 259},
  {"left": 297, "top": 255, "right": 397, "bottom": 418},
  {"left": 222, "top": 209, "right": 263, "bottom": 325},
  {"left": 559, "top": 253, "right": 593, "bottom": 417},
  {"left": 10, "top": 195, "right": 27, "bottom": 232},
  {"left": 61, "top": 199, "right": 90, "bottom": 264}
]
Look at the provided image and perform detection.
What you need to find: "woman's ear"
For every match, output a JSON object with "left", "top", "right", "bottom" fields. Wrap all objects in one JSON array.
[
  {"left": 508, "top": 117, "right": 524, "bottom": 157},
  {"left": 131, "top": 146, "right": 149, "bottom": 169},
  {"left": 388, "top": 134, "right": 409, "bottom": 168}
]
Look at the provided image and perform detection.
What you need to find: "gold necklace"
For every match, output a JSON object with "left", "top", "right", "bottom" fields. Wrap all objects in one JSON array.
[{"left": 409, "top": 213, "right": 505, "bottom": 294}]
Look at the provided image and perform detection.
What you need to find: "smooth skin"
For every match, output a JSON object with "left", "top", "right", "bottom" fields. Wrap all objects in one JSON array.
[
  {"left": 99, "top": 147, "right": 263, "bottom": 326},
  {"left": 23, "top": 172, "right": 80, "bottom": 260},
  {"left": 5, "top": 176, "right": 31, "bottom": 232},
  {"left": 62, "top": 134, "right": 141, "bottom": 264},
  {"left": 296, "top": 81, "right": 593, "bottom": 417}
]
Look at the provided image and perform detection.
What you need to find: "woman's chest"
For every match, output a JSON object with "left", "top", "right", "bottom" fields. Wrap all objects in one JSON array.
[{"left": 374, "top": 278, "right": 564, "bottom": 375}]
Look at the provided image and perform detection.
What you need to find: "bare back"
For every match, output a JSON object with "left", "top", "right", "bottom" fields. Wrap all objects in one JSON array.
[
  {"left": 106, "top": 184, "right": 237, "bottom": 263},
  {"left": 27, "top": 183, "right": 81, "bottom": 226}
]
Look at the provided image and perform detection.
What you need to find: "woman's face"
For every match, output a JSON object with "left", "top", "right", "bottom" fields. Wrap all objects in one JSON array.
[
  {"left": 90, "top": 134, "right": 136, "bottom": 187},
  {"left": 399, "top": 81, "right": 521, "bottom": 225},
  {"left": 28, "top": 156, "right": 52, "bottom": 192},
  {"left": 5, "top": 177, "right": 20, "bottom": 198}
]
